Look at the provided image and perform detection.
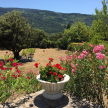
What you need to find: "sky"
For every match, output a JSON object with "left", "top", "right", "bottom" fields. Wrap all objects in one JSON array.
[{"left": 0, "top": 0, "right": 104, "bottom": 15}]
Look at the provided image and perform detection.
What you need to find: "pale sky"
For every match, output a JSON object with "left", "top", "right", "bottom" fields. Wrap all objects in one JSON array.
[{"left": 0, "top": 0, "right": 104, "bottom": 15}]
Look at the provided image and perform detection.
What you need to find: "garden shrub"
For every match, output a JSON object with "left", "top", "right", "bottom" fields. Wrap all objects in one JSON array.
[
  {"left": 60, "top": 44, "right": 108, "bottom": 107},
  {"left": 67, "top": 42, "right": 84, "bottom": 51},
  {"left": 21, "top": 48, "right": 36, "bottom": 57}
]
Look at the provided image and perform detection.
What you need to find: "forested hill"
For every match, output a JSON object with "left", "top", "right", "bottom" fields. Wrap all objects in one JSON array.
[{"left": 0, "top": 7, "right": 94, "bottom": 34}]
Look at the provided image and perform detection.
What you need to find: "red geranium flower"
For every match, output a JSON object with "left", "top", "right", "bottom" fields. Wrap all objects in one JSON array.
[
  {"left": 10, "top": 68, "right": 12, "bottom": 70},
  {"left": 4, "top": 77, "right": 6, "bottom": 80},
  {"left": 18, "top": 63, "right": 22, "bottom": 65},
  {"left": 5, "top": 59, "right": 7, "bottom": 62},
  {"left": 14, "top": 76, "right": 17, "bottom": 79},
  {"left": 12, "top": 74, "right": 15, "bottom": 76},
  {"left": 52, "top": 65, "right": 55, "bottom": 67},
  {"left": 9, "top": 58, "right": 14, "bottom": 61},
  {"left": 34, "top": 63, "right": 38, "bottom": 68},
  {"left": 60, "top": 75, "right": 63, "bottom": 78},
  {"left": 48, "top": 58, "right": 54, "bottom": 62},
  {"left": 49, "top": 71, "right": 52, "bottom": 75},
  {"left": 53, "top": 72, "right": 57, "bottom": 76},
  {"left": 0, "top": 61, "right": 4, "bottom": 65},
  {"left": 57, "top": 66, "right": 62, "bottom": 70},
  {"left": 15, "top": 66, "right": 18, "bottom": 69},
  {"left": 55, "top": 77, "right": 58, "bottom": 80},
  {"left": 17, "top": 69, "right": 20, "bottom": 73},
  {"left": 55, "top": 63, "right": 60, "bottom": 67},
  {"left": 1, "top": 77, "right": 6, "bottom": 80},
  {"left": 2, "top": 67, "right": 6, "bottom": 70},
  {"left": 27, "top": 76, "right": 30, "bottom": 79},
  {"left": 46, "top": 63, "right": 50, "bottom": 67},
  {"left": 63, "top": 68, "right": 66, "bottom": 71},
  {"left": 58, "top": 74, "right": 63, "bottom": 78},
  {"left": 18, "top": 74, "right": 21, "bottom": 77},
  {"left": 12, "top": 62, "right": 17, "bottom": 67}
]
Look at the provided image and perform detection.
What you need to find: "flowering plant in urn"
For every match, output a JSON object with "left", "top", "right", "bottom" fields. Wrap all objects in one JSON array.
[{"left": 34, "top": 58, "right": 66, "bottom": 83}]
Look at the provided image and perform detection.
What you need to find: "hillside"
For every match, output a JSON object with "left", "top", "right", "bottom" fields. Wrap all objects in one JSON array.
[{"left": 0, "top": 7, "right": 94, "bottom": 34}]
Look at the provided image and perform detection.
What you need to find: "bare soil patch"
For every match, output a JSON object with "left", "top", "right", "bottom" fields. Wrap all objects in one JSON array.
[{"left": 0, "top": 48, "right": 68, "bottom": 75}]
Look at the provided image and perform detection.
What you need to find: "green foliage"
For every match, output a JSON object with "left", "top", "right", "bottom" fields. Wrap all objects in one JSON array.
[
  {"left": 30, "top": 28, "right": 49, "bottom": 48},
  {"left": 63, "top": 21, "right": 90, "bottom": 43},
  {"left": 21, "top": 48, "right": 36, "bottom": 56},
  {"left": 56, "top": 36, "right": 69, "bottom": 49},
  {"left": 91, "top": 0, "right": 108, "bottom": 41},
  {"left": 67, "top": 43, "right": 84, "bottom": 51},
  {"left": 90, "top": 33, "right": 104, "bottom": 45},
  {"left": 66, "top": 22, "right": 71, "bottom": 29},
  {"left": 50, "top": 41, "right": 57, "bottom": 48},
  {"left": 39, "top": 39, "right": 48, "bottom": 48},
  {"left": 0, "top": 7, "right": 94, "bottom": 34}
]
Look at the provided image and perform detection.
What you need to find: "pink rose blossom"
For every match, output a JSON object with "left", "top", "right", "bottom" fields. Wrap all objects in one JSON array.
[
  {"left": 66, "top": 55, "right": 69, "bottom": 59},
  {"left": 103, "top": 66, "right": 106, "bottom": 69},
  {"left": 93, "top": 45, "right": 104, "bottom": 53},
  {"left": 68, "top": 59, "right": 71, "bottom": 61},
  {"left": 99, "top": 65, "right": 103, "bottom": 69},
  {"left": 90, "top": 44, "right": 94, "bottom": 47},
  {"left": 71, "top": 63, "right": 73, "bottom": 67},
  {"left": 82, "top": 50, "right": 88, "bottom": 55},
  {"left": 78, "top": 54, "right": 86, "bottom": 59},
  {"left": 88, "top": 54, "right": 91, "bottom": 57},
  {"left": 74, "top": 55, "right": 77, "bottom": 59},
  {"left": 59, "top": 57, "right": 63, "bottom": 61},
  {"left": 69, "top": 55, "right": 72, "bottom": 57},
  {"left": 73, "top": 67, "right": 77, "bottom": 70},
  {"left": 75, "top": 51, "right": 78, "bottom": 54},
  {"left": 72, "top": 69, "right": 75, "bottom": 72},
  {"left": 96, "top": 53, "right": 105, "bottom": 60}
]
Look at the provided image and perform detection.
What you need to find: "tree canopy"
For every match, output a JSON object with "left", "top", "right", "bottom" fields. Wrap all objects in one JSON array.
[
  {"left": 63, "top": 21, "right": 90, "bottom": 43},
  {"left": 91, "top": 0, "right": 108, "bottom": 41},
  {"left": 0, "top": 10, "right": 32, "bottom": 59}
]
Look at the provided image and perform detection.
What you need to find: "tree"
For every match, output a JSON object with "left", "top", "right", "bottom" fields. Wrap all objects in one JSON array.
[
  {"left": 0, "top": 11, "right": 32, "bottom": 59},
  {"left": 63, "top": 21, "right": 90, "bottom": 43},
  {"left": 30, "top": 28, "right": 48, "bottom": 48},
  {"left": 66, "top": 23, "right": 71, "bottom": 29},
  {"left": 91, "top": 0, "right": 108, "bottom": 41}
]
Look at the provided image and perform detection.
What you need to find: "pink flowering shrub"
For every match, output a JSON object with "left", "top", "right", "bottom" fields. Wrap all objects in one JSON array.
[
  {"left": 93, "top": 45, "right": 105, "bottom": 53},
  {"left": 60, "top": 43, "right": 108, "bottom": 106}
]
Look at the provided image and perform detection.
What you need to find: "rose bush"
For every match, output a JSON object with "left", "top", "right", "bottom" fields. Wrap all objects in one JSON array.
[
  {"left": 60, "top": 43, "right": 108, "bottom": 107},
  {"left": 34, "top": 58, "right": 66, "bottom": 83}
]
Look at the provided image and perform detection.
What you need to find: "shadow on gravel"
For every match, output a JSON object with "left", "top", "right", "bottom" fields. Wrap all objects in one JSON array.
[
  {"left": 33, "top": 94, "right": 69, "bottom": 108},
  {"left": 0, "top": 57, "right": 37, "bottom": 65}
]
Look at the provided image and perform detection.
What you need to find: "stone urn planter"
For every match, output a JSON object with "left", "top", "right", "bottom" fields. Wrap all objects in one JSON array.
[{"left": 36, "top": 74, "right": 70, "bottom": 100}]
